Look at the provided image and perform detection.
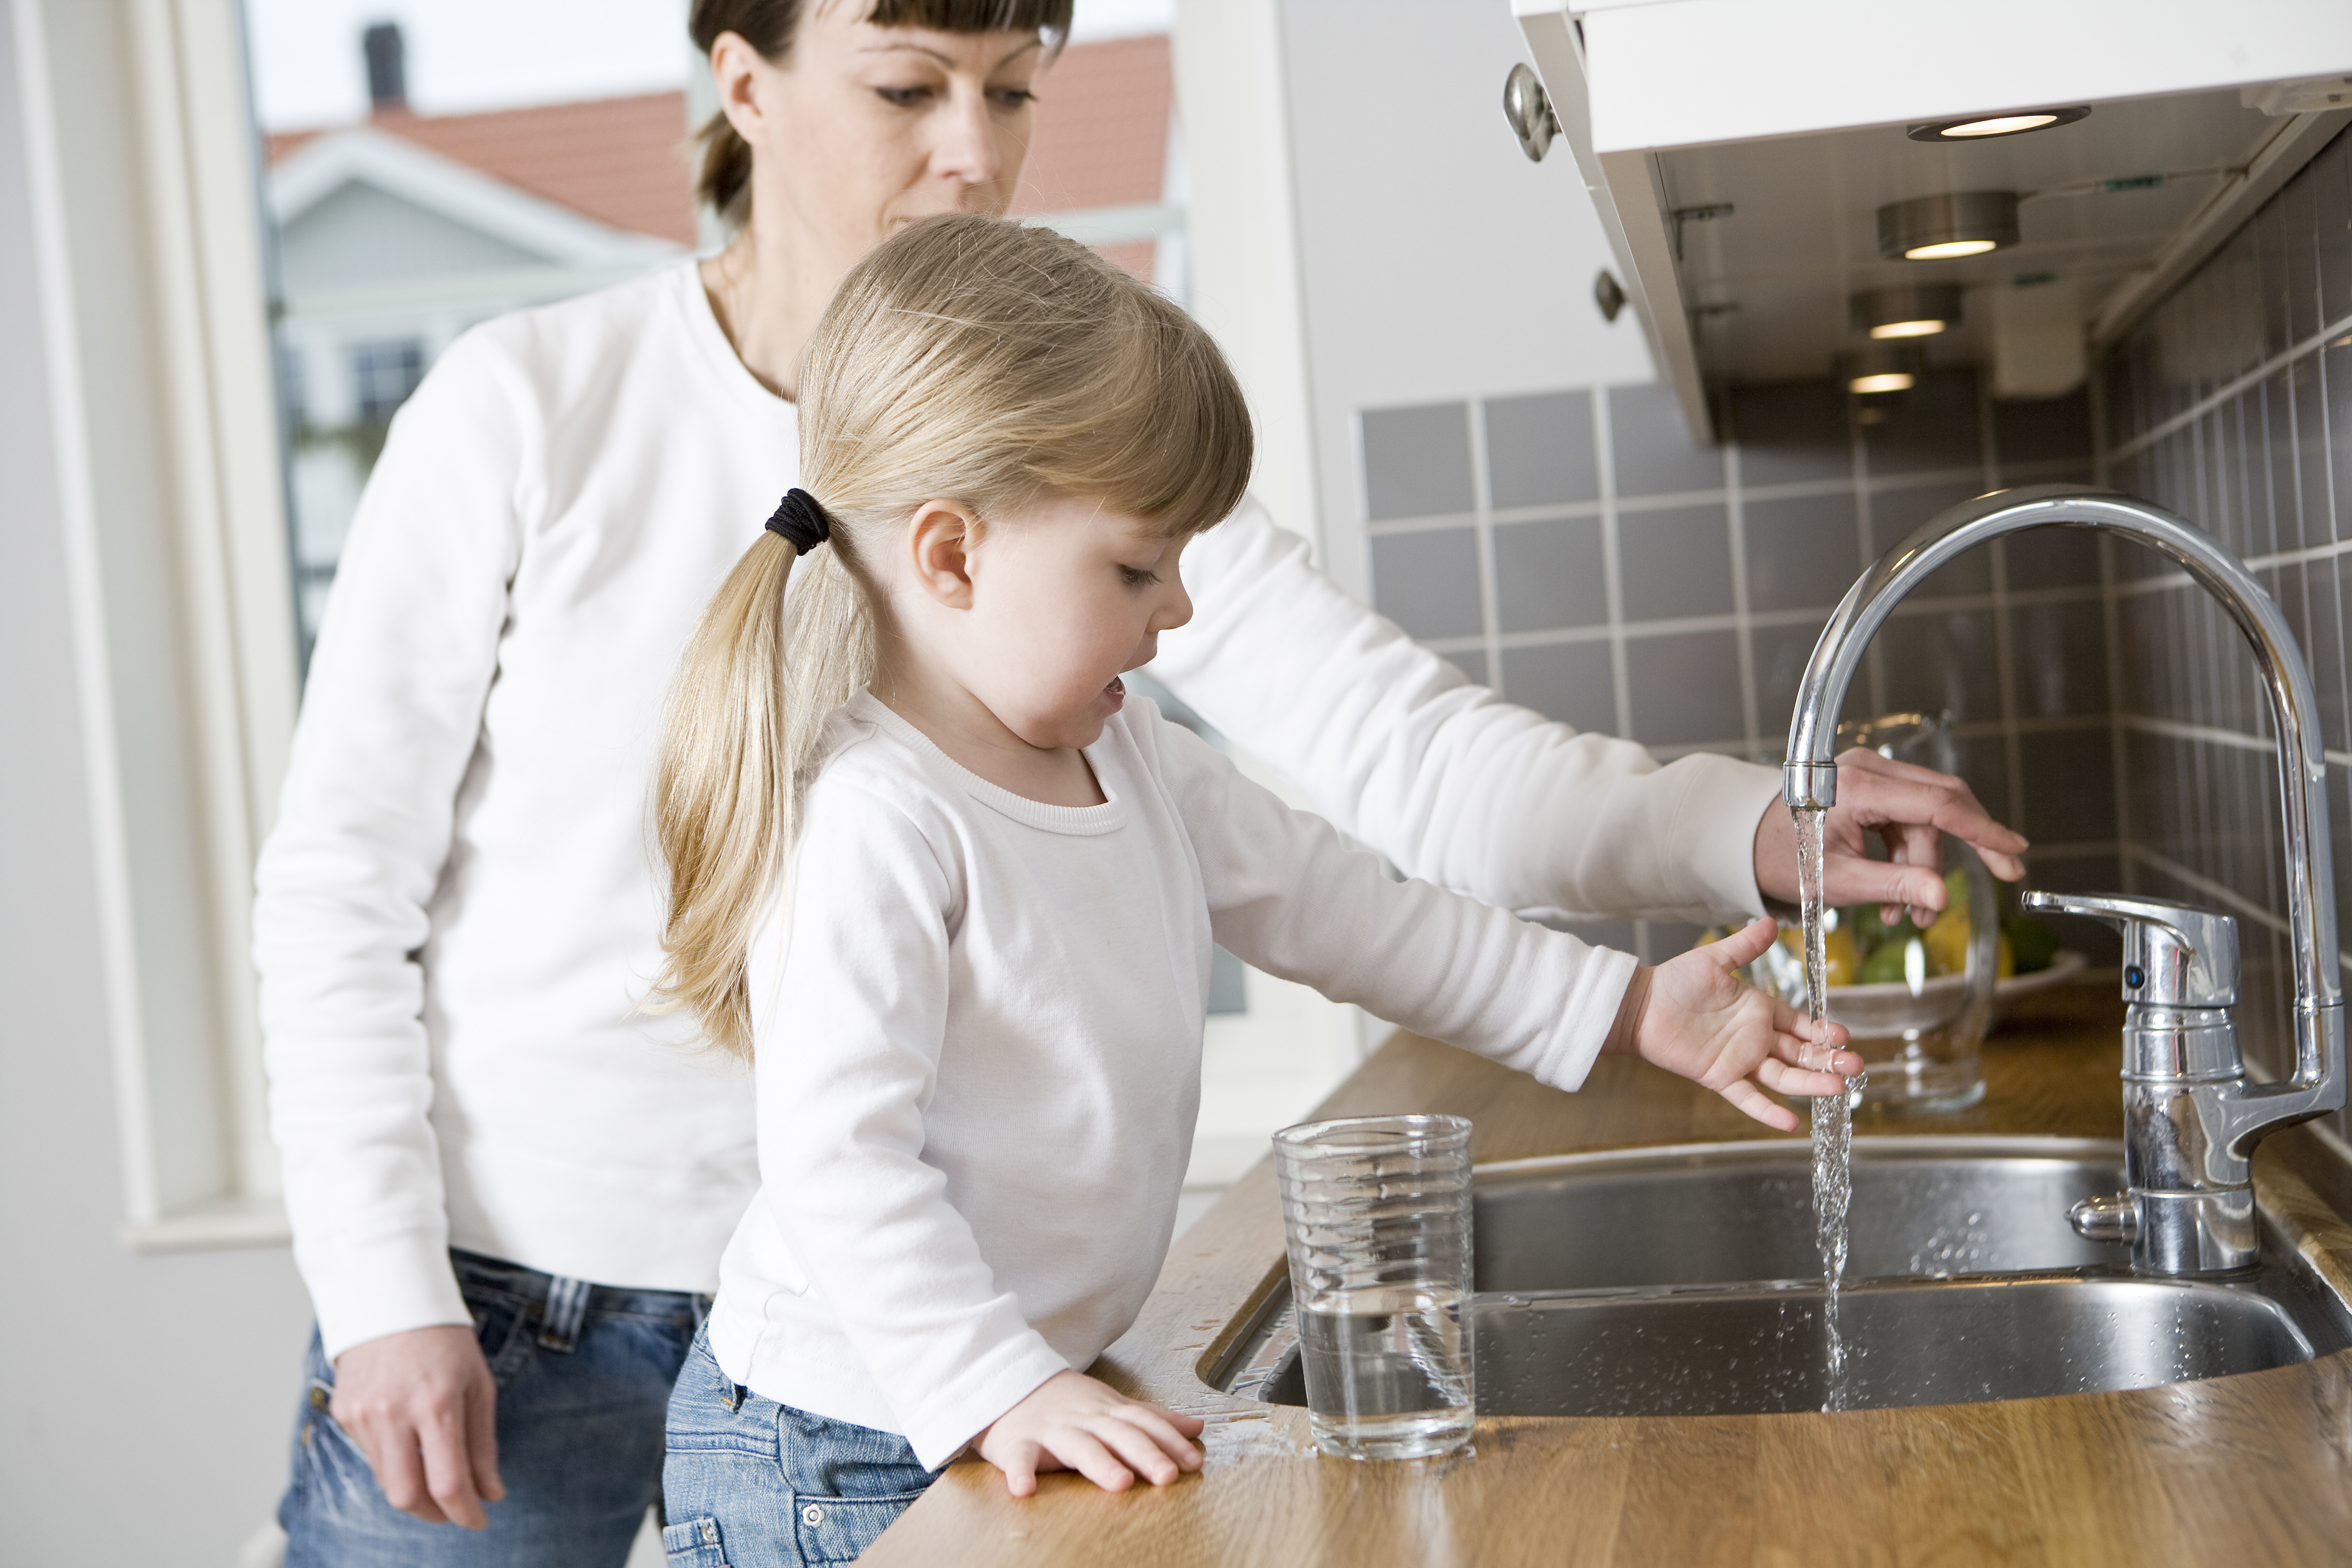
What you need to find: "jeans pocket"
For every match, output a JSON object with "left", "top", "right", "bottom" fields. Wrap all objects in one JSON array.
[
  {"left": 792, "top": 1489, "right": 929, "bottom": 1565},
  {"left": 459, "top": 1282, "right": 533, "bottom": 1387},
  {"left": 660, "top": 1514, "right": 730, "bottom": 1568}
]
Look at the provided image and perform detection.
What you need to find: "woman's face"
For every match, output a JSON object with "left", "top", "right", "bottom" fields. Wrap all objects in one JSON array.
[{"left": 714, "top": 3, "right": 1043, "bottom": 276}]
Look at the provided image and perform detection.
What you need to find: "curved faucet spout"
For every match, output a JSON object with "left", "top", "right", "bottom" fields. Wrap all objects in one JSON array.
[{"left": 1781, "top": 484, "right": 2343, "bottom": 1226}]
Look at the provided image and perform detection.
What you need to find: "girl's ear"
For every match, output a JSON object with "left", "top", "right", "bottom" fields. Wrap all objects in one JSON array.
[{"left": 905, "top": 500, "right": 984, "bottom": 609}]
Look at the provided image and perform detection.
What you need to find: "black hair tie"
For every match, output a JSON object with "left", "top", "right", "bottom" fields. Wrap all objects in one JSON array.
[{"left": 764, "top": 488, "right": 832, "bottom": 555}]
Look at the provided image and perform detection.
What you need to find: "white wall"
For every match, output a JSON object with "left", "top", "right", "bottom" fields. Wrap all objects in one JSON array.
[
  {"left": 1276, "top": 0, "right": 1655, "bottom": 601},
  {"left": 1, "top": 3, "right": 315, "bottom": 1562}
]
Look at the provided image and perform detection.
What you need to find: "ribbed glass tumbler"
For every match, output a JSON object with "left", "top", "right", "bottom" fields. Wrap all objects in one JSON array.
[{"left": 1272, "top": 1113, "right": 1475, "bottom": 1460}]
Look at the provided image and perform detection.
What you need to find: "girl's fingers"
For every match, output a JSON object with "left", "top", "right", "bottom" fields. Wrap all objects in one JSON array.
[
  {"left": 1708, "top": 916, "right": 1778, "bottom": 970},
  {"left": 1047, "top": 1427, "right": 1135, "bottom": 1493},
  {"left": 996, "top": 1438, "right": 1042, "bottom": 1498},
  {"left": 1718, "top": 1077, "right": 1800, "bottom": 1131},
  {"left": 1757, "top": 1057, "right": 1848, "bottom": 1098},
  {"left": 1111, "top": 1406, "right": 1205, "bottom": 1472},
  {"left": 1093, "top": 1416, "right": 1184, "bottom": 1486}
]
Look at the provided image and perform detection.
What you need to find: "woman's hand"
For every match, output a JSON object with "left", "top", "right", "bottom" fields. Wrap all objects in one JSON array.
[
  {"left": 1753, "top": 746, "right": 2029, "bottom": 927},
  {"left": 329, "top": 1324, "right": 505, "bottom": 1528},
  {"left": 975, "top": 1370, "right": 1205, "bottom": 1498},
  {"left": 1604, "top": 916, "right": 1860, "bottom": 1132}
]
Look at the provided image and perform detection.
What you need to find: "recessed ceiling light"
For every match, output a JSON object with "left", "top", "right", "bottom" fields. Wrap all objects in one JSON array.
[
  {"left": 1907, "top": 106, "right": 2089, "bottom": 142},
  {"left": 1853, "top": 284, "right": 1963, "bottom": 340},
  {"left": 1837, "top": 343, "right": 1928, "bottom": 396},
  {"left": 1878, "top": 192, "right": 2020, "bottom": 262}
]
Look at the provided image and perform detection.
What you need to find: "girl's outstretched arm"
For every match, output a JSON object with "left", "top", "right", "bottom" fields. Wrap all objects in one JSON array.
[
  {"left": 975, "top": 1371, "right": 1203, "bottom": 1497},
  {"left": 1603, "top": 916, "right": 1860, "bottom": 1131}
]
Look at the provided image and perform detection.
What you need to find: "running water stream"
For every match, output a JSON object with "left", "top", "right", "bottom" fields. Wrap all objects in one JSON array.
[{"left": 1793, "top": 805, "right": 1858, "bottom": 1411}]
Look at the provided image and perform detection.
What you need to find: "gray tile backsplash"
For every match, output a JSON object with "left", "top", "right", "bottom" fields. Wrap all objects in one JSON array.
[
  {"left": 1485, "top": 390, "right": 1598, "bottom": 508},
  {"left": 2097, "top": 125, "right": 2352, "bottom": 1127}
]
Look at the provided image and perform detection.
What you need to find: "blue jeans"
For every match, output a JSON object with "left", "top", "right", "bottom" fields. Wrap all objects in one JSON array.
[
  {"left": 661, "top": 1326, "right": 943, "bottom": 1567},
  {"left": 279, "top": 1248, "right": 705, "bottom": 1567}
]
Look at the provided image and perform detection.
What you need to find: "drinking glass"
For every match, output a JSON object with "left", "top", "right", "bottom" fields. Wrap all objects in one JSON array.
[{"left": 1272, "top": 1114, "right": 1475, "bottom": 1460}]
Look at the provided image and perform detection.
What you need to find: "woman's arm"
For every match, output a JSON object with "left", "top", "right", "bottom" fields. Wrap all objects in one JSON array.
[
  {"left": 1153, "top": 499, "right": 2026, "bottom": 924},
  {"left": 253, "top": 330, "right": 529, "bottom": 1358}
]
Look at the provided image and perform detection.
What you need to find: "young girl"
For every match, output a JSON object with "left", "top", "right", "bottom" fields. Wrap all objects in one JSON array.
[{"left": 649, "top": 214, "right": 1856, "bottom": 1566}]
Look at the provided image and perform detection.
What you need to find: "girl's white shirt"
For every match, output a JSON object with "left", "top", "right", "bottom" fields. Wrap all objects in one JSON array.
[
  {"left": 713, "top": 691, "right": 1632, "bottom": 1466},
  {"left": 253, "top": 261, "right": 1781, "bottom": 1362}
]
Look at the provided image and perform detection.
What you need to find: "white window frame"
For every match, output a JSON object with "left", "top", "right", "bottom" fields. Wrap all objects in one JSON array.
[{"left": 18, "top": 0, "right": 298, "bottom": 1248}]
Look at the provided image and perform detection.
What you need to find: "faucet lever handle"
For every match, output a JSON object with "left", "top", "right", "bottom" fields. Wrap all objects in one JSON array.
[{"left": 2020, "top": 890, "right": 2238, "bottom": 1006}]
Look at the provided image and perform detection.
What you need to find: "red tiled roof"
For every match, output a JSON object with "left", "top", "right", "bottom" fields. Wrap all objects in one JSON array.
[
  {"left": 1013, "top": 35, "right": 1172, "bottom": 218},
  {"left": 269, "top": 93, "right": 701, "bottom": 247},
  {"left": 263, "top": 35, "right": 1171, "bottom": 260}
]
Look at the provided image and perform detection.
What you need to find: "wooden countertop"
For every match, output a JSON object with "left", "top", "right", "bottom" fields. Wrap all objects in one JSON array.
[{"left": 866, "top": 983, "right": 2352, "bottom": 1566}]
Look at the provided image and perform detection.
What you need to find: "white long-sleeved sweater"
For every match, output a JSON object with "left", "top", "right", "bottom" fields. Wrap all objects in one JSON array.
[
  {"left": 253, "top": 261, "right": 1781, "bottom": 1359},
  {"left": 712, "top": 694, "right": 1632, "bottom": 1466}
]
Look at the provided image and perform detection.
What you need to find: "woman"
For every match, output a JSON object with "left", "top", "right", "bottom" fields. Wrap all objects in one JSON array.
[{"left": 254, "top": 2, "right": 2024, "bottom": 1563}]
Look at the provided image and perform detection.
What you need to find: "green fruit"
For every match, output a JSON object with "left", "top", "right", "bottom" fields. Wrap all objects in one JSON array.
[
  {"left": 1860, "top": 936, "right": 1934, "bottom": 986},
  {"left": 2005, "top": 915, "right": 2060, "bottom": 974}
]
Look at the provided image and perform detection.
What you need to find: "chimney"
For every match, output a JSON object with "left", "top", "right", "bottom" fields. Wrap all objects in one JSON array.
[{"left": 362, "top": 21, "right": 407, "bottom": 115}]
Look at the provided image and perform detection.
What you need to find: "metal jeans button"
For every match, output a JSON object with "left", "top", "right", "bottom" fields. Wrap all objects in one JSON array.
[
  {"left": 801, "top": 1503, "right": 825, "bottom": 1526},
  {"left": 700, "top": 1521, "right": 718, "bottom": 1545}
]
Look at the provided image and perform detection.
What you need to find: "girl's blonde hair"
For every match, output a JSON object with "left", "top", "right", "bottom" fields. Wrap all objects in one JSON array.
[{"left": 650, "top": 214, "right": 1254, "bottom": 1058}]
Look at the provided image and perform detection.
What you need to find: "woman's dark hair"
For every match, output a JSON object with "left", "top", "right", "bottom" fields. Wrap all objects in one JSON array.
[{"left": 688, "top": 0, "right": 1074, "bottom": 227}]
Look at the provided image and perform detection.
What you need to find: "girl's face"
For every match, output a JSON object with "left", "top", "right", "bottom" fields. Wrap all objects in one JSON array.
[
  {"left": 714, "top": 6, "right": 1042, "bottom": 278},
  {"left": 894, "top": 493, "right": 1196, "bottom": 755}
]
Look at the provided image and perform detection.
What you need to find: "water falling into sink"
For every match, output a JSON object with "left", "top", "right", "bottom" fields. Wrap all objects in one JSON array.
[{"left": 1795, "top": 804, "right": 1861, "bottom": 1410}]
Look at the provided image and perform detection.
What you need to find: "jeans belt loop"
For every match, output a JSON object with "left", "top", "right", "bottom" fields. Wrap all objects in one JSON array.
[{"left": 537, "top": 1274, "right": 592, "bottom": 1353}]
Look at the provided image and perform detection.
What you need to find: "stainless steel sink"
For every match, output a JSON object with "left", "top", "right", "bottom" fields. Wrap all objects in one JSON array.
[
  {"left": 1474, "top": 1136, "right": 2129, "bottom": 1289},
  {"left": 1212, "top": 1138, "right": 2352, "bottom": 1417}
]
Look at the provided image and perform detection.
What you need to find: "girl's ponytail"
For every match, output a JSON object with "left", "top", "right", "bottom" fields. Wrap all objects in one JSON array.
[{"left": 648, "top": 510, "right": 873, "bottom": 1060}]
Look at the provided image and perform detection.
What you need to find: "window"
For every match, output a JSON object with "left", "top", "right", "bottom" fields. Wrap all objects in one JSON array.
[{"left": 349, "top": 337, "right": 424, "bottom": 422}]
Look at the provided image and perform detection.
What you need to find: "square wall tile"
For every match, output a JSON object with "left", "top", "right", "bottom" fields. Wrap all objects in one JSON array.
[
  {"left": 2015, "top": 726, "right": 2120, "bottom": 847},
  {"left": 1744, "top": 492, "right": 1861, "bottom": 613},
  {"left": 2008, "top": 599, "right": 2110, "bottom": 718},
  {"left": 1861, "top": 369, "right": 1981, "bottom": 475},
  {"left": 1362, "top": 403, "right": 1473, "bottom": 521},
  {"left": 2003, "top": 527, "right": 2103, "bottom": 589},
  {"left": 1727, "top": 380, "right": 1852, "bottom": 485},
  {"left": 1609, "top": 383, "right": 1726, "bottom": 496},
  {"left": 2314, "top": 131, "right": 2352, "bottom": 327},
  {"left": 1623, "top": 628, "right": 1743, "bottom": 747},
  {"left": 1501, "top": 641, "right": 1616, "bottom": 735},
  {"left": 1618, "top": 503, "right": 1734, "bottom": 622},
  {"left": 1992, "top": 390, "right": 2092, "bottom": 469},
  {"left": 1370, "top": 528, "right": 1482, "bottom": 639},
  {"left": 1878, "top": 608, "right": 2001, "bottom": 723},
  {"left": 1495, "top": 515, "right": 1607, "bottom": 633},
  {"left": 1485, "top": 391, "right": 1598, "bottom": 509}
]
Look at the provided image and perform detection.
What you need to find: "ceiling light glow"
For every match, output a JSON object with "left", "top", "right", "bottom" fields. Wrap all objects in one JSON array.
[
  {"left": 1852, "top": 285, "right": 1963, "bottom": 341},
  {"left": 1871, "top": 319, "right": 1947, "bottom": 338},
  {"left": 1849, "top": 372, "right": 1917, "bottom": 394}
]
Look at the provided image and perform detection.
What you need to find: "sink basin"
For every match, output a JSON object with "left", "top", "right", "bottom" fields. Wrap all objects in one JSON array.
[
  {"left": 1213, "top": 1138, "right": 2352, "bottom": 1417},
  {"left": 1475, "top": 1136, "right": 2128, "bottom": 1290}
]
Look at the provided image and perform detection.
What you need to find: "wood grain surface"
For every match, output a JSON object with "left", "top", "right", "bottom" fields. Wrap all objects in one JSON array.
[{"left": 862, "top": 983, "right": 2352, "bottom": 1566}]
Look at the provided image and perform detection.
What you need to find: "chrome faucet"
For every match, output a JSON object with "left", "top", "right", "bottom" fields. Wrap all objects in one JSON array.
[{"left": 1783, "top": 483, "right": 2345, "bottom": 1275}]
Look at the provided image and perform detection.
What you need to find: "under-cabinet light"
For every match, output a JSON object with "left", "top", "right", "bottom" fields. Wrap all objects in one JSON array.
[
  {"left": 1878, "top": 192, "right": 2020, "bottom": 262},
  {"left": 1906, "top": 107, "right": 2089, "bottom": 143},
  {"left": 1837, "top": 343, "right": 1928, "bottom": 396},
  {"left": 1853, "top": 284, "right": 1962, "bottom": 340}
]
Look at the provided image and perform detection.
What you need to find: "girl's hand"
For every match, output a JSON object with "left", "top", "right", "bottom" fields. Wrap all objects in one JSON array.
[
  {"left": 975, "top": 1370, "right": 1205, "bottom": 1497},
  {"left": 1604, "top": 916, "right": 1860, "bottom": 1132}
]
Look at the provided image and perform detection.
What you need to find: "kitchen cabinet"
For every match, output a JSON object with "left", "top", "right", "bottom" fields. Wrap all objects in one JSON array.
[{"left": 1511, "top": 0, "right": 2352, "bottom": 439}]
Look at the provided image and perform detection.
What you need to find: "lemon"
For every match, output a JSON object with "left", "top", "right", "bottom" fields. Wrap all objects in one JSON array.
[{"left": 1778, "top": 923, "right": 1862, "bottom": 986}]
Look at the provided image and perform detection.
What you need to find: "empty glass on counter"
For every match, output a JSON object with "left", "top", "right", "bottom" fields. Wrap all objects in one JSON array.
[{"left": 1272, "top": 1113, "right": 1476, "bottom": 1460}]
